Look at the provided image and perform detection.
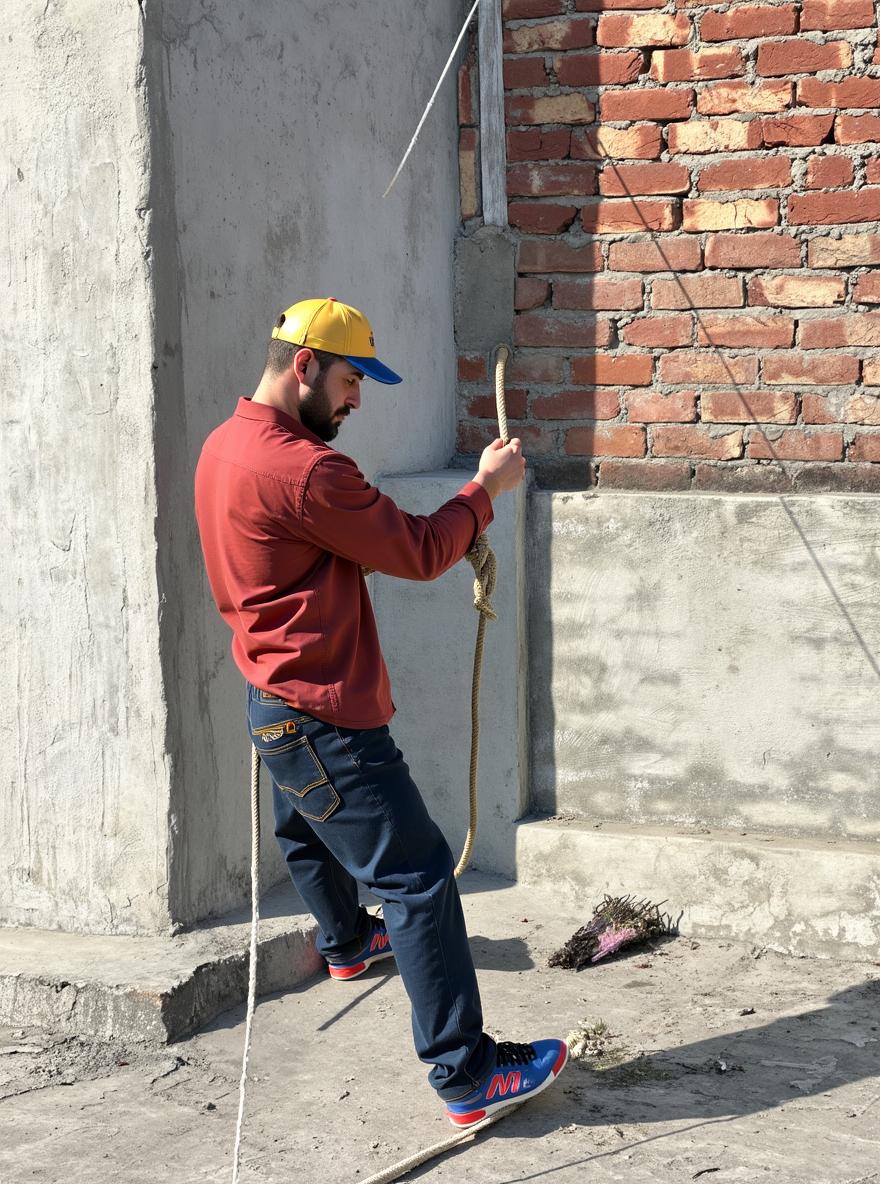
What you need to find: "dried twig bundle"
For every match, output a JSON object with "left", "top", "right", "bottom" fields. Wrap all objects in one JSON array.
[{"left": 549, "top": 895, "right": 675, "bottom": 969}]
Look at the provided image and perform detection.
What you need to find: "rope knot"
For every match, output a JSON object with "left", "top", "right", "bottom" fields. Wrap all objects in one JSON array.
[{"left": 466, "top": 533, "right": 498, "bottom": 622}]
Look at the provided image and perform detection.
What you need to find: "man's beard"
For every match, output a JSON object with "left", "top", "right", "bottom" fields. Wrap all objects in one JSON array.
[{"left": 299, "top": 370, "right": 347, "bottom": 442}]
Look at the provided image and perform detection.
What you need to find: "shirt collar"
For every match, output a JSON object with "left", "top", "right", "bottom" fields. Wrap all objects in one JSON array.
[{"left": 234, "top": 396, "right": 325, "bottom": 446}]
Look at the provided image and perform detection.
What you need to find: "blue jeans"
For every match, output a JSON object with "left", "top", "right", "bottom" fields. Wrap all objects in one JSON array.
[{"left": 246, "top": 685, "right": 496, "bottom": 1100}]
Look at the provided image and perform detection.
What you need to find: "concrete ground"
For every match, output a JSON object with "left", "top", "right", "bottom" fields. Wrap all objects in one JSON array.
[{"left": 1, "top": 872, "right": 878, "bottom": 1184}]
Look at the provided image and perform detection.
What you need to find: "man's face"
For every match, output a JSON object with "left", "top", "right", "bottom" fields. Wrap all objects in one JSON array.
[{"left": 298, "top": 357, "right": 363, "bottom": 442}]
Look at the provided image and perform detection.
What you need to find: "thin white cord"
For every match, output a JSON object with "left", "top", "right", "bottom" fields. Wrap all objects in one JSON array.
[
  {"left": 383, "top": 0, "right": 481, "bottom": 198},
  {"left": 231, "top": 745, "right": 262, "bottom": 1184}
]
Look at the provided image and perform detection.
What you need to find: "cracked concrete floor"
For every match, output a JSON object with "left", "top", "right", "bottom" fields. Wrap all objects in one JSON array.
[{"left": 1, "top": 873, "right": 879, "bottom": 1184}]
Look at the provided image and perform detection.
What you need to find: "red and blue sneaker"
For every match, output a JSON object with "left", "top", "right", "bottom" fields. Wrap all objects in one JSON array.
[
  {"left": 444, "top": 1039, "right": 569, "bottom": 1128},
  {"left": 326, "top": 915, "right": 394, "bottom": 981}
]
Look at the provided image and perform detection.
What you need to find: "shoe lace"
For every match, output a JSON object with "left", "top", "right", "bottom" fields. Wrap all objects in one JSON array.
[{"left": 495, "top": 1041, "right": 538, "bottom": 1068}]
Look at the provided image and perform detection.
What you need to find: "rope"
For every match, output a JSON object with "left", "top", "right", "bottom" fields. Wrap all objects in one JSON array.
[
  {"left": 231, "top": 344, "right": 511, "bottom": 1182},
  {"left": 456, "top": 344, "right": 509, "bottom": 879},
  {"left": 231, "top": 743, "right": 262, "bottom": 1184}
]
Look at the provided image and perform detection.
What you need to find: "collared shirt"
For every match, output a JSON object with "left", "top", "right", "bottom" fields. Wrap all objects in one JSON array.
[{"left": 194, "top": 398, "right": 493, "bottom": 728}]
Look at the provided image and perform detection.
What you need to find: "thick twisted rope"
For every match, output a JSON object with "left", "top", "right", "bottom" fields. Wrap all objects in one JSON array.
[{"left": 232, "top": 344, "right": 511, "bottom": 1183}]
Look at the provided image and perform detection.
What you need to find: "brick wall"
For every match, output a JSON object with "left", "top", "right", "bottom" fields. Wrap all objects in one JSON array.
[{"left": 456, "top": 0, "right": 880, "bottom": 491}]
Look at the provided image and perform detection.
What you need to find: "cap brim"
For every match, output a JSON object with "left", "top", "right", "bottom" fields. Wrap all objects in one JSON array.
[{"left": 344, "top": 355, "right": 403, "bottom": 385}]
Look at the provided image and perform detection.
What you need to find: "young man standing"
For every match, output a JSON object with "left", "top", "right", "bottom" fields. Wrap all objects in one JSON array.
[{"left": 194, "top": 297, "right": 567, "bottom": 1126}]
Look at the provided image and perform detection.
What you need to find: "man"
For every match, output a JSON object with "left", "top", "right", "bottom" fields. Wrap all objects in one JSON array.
[{"left": 194, "top": 297, "right": 567, "bottom": 1127}]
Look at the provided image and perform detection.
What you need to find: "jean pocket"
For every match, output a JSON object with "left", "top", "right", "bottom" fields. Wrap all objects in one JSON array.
[{"left": 261, "top": 735, "right": 341, "bottom": 823}]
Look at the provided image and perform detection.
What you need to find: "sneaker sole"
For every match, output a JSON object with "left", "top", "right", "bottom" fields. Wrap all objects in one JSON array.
[
  {"left": 446, "top": 1042, "right": 569, "bottom": 1128},
  {"left": 327, "top": 949, "right": 395, "bottom": 980}
]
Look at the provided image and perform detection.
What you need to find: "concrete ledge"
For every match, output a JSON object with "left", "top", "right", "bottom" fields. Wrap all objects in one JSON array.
[
  {"left": 0, "top": 881, "right": 320, "bottom": 1042},
  {"left": 515, "top": 818, "right": 880, "bottom": 961}
]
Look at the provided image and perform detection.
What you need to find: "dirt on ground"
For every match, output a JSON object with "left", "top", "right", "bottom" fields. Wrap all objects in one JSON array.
[{"left": 1, "top": 874, "right": 878, "bottom": 1184}]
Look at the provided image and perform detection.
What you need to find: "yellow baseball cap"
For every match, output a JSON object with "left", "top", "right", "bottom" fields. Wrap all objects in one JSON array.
[{"left": 271, "top": 297, "right": 402, "bottom": 385}]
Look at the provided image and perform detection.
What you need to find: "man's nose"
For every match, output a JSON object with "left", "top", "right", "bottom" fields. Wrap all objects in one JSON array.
[{"left": 347, "top": 385, "right": 361, "bottom": 411}]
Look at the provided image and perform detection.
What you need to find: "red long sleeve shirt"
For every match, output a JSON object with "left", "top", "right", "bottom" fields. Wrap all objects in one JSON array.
[{"left": 194, "top": 397, "right": 493, "bottom": 728}]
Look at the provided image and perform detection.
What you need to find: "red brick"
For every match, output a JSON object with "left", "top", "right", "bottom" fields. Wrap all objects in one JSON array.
[
  {"left": 506, "top": 128, "right": 571, "bottom": 162},
  {"left": 863, "top": 357, "right": 880, "bottom": 384},
  {"left": 597, "top": 12, "right": 691, "bottom": 46},
  {"left": 459, "top": 129, "right": 480, "bottom": 220},
  {"left": 683, "top": 198, "right": 779, "bottom": 231},
  {"left": 695, "top": 313, "right": 795, "bottom": 348},
  {"left": 622, "top": 314, "right": 693, "bottom": 347},
  {"left": 845, "top": 394, "right": 880, "bottom": 423},
  {"left": 518, "top": 240, "right": 603, "bottom": 273},
  {"left": 572, "top": 124, "right": 663, "bottom": 160},
  {"left": 515, "top": 277, "right": 550, "bottom": 310},
  {"left": 801, "top": 393, "right": 843, "bottom": 423},
  {"left": 700, "top": 4, "right": 797, "bottom": 40},
  {"left": 572, "top": 354, "right": 654, "bottom": 385},
  {"left": 850, "top": 433, "right": 880, "bottom": 461},
  {"left": 504, "top": 17, "right": 595, "bottom": 53},
  {"left": 608, "top": 237, "right": 702, "bottom": 272},
  {"left": 600, "top": 162, "right": 690, "bottom": 196},
  {"left": 749, "top": 275, "right": 846, "bottom": 307},
  {"left": 800, "top": 313, "right": 880, "bottom": 346},
  {"left": 598, "top": 460, "right": 693, "bottom": 490},
  {"left": 576, "top": 0, "right": 666, "bottom": 8},
  {"left": 705, "top": 232, "right": 801, "bottom": 269},
  {"left": 504, "top": 0, "right": 564, "bottom": 17},
  {"left": 867, "top": 159, "right": 880, "bottom": 184},
  {"left": 651, "top": 47, "right": 744, "bottom": 83},
  {"left": 694, "top": 464, "right": 794, "bottom": 493},
  {"left": 458, "top": 353, "right": 486, "bottom": 382},
  {"left": 503, "top": 57, "right": 549, "bottom": 90},
  {"left": 506, "top": 94, "right": 595, "bottom": 126},
  {"left": 626, "top": 391, "right": 698, "bottom": 421},
  {"left": 702, "top": 390, "right": 798, "bottom": 423},
  {"left": 465, "top": 389, "right": 529, "bottom": 419},
  {"left": 553, "top": 276, "right": 644, "bottom": 310},
  {"left": 531, "top": 389, "right": 621, "bottom": 419},
  {"left": 790, "top": 189, "right": 880, "bottom": 226},
  {"left": 805, "top": 156, "right": 855, "bottom": 189},
  {"left": 760, "top": 113, "right": 835, "bottom": 147},
  {"left": 507, "top": 163, "right": 598, "bottom": 197},
  {"left": 748, "top": 430, "right": 843, "bottom": 460},
  {"left": 808, "top": 234, "right": 880, "bottom": 267},
  {"left": 757, "top": 40, "right": 852, "bottom": 76},
  {"left": 658, "top": 352, "right": 758, "bottom": 384},
  {"left": 458, "top": 421, "right": 557, "bottom": 456},
  {"left": 835, "top": 114, "right": 880, "bottom": 145},
  {"left": 801, "top": 0, "right": 876, "bottom": 30},
  {"left": 763, "top": 352, "right": 859, "bottom": 384},
  {"left": 507, "top": 352, "right": 566, "bottom": 384},
  {"left": 458, "top": 63, "right": 476, "bottom": 127},
  {"left": 556, "top": 51, "right": 644, "bottom": 87},
  {"left": 514, "top": 312, "right": 614, "bottom": 347},
  {"left": 855, "top": 272, "right": 880, "bottom": 303},
  {"left": 652, "top": 274, "right": 744, "bottom": 309},
  {"left": 797, "top": 77, "right": 880, "bottom": 108},
  {"left": 667, "top": 119, "right": 762, "bottom": 154},
  {"left": 697, "top": 80, "right": 792, "bottom": 115},
  {"left": 652, "top": 425, "right": 743, "bottom": 459},
  {"left": 793, "top": 464, "right": 880, "bottom": 491},
  {"left": 581, "top": 198, "right": 679, "bottom": 233},
  {"left": 599, "top": 88, "right": 694, "bottom": 123},
  {"left": 697, "top": 158, "right": 791, "bottom": 192},
  {"left": 565, "top": 425, "right": 647, "bottom": 456},
  {"left": 507, "top": 202, "right": 577, "bottom": 234}
]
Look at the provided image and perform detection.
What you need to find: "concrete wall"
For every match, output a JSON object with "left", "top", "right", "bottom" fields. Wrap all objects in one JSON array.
[
  {"left": 2, "top": 0, "right": 465, "bottom": 935},
  {"left": 530, "top": 491, "right": 880, "bottom": 842},
  {"left": 0, "top": 2, "right": 171, "bottom": 934}
]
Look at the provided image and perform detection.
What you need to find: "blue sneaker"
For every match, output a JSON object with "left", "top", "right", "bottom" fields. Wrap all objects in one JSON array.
[
  {"left": 326, "top": 915, "right": 393, "bottom": 980},
  {"left": 445, "top": 1039, "right": 568, "bottom": 1128}
]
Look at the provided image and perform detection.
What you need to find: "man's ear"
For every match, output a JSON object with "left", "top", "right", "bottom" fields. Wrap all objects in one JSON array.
[{"left": 292, "top": 347, "right": 314, "bottom": 383}]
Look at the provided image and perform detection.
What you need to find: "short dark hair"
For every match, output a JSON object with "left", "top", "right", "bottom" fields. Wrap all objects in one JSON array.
[{"left": 264, "top": 336, "right": 340, "bottom": 377}]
